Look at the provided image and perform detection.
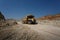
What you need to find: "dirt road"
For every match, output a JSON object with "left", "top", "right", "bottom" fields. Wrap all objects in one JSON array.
[{"left": 0, "top": 22, "right": 60, "bottom": 40}]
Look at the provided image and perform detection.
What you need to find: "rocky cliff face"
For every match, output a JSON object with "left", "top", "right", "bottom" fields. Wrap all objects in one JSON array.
[
  {"left": 0, "top": 12, "right": 5, "bottom": 27},
  {"left": 0, "top": 12, "right": 5, "bottom": 21},
  {"left": 38, "top": 14, "right": 60, "bottom": 20}
]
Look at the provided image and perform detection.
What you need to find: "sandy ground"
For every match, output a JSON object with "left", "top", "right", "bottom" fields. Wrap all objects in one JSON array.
[{"left": 0, "top": 21, "right": 60, "bottom": 40}]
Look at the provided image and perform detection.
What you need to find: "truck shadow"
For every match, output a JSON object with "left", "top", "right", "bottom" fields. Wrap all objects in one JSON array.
[{"left": 27, "top": 22, "right": 38, "bottom": 25}]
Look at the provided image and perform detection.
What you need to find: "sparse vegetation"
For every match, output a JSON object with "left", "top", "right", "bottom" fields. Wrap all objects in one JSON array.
[{"left": 0, "top": 12, "right": 18, "bottom": 32}]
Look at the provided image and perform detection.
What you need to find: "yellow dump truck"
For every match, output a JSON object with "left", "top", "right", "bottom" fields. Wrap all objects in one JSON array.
[{"left": 22, "top": 15, "right": 36, "bottom": 24}]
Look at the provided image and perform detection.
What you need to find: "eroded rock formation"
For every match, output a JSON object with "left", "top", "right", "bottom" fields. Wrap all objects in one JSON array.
[
  {"left": 38, "top": 14, "right": 60, "bottom": 20},
  {"left": 0, "top": 12, "right": 5, "bottom": 21}
]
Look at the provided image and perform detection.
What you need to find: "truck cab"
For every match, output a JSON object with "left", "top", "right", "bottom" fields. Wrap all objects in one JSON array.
[{"left": 22, "top": 15, "right": 36, "bottom": 24}]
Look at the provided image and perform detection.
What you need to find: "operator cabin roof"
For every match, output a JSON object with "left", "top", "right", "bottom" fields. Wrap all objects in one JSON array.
[{"left": 26, "top": 14, "right": 34, "bottom": 18}]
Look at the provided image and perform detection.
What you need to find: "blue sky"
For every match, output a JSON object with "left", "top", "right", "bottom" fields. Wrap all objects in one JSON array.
[{"left": 0, "top": 0, "right": 60, "bottom": 19}]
